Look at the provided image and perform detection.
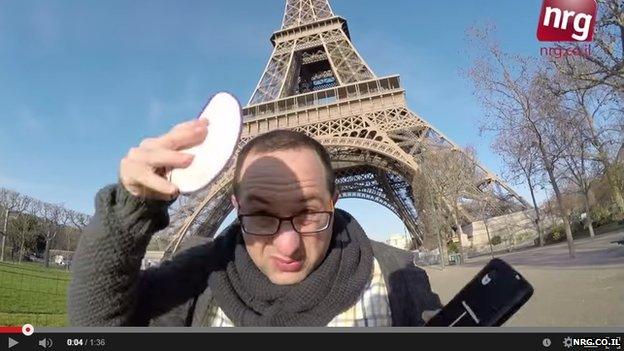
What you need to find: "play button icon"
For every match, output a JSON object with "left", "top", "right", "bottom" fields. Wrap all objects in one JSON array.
[{"left": 8, "top": 337, "right": 19, "bottom": 348}]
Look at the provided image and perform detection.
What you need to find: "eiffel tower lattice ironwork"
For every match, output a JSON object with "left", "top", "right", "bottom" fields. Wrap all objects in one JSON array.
[{"left": 163, "top": 0, "right": 527, "bottom": 255}]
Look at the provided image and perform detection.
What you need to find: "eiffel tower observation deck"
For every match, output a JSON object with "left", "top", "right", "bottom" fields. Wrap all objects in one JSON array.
[{"left": 164, "top": 0, "right": 528, "bottom": 256}]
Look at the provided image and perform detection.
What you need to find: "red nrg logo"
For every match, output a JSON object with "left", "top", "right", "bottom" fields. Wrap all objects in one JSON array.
[{"left": 536, "top": 0, "right": 597, "bottom": 42}]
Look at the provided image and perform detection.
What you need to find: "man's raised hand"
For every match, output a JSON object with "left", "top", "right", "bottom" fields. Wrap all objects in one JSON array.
[{"left": 119, "top": 119, "right": 208, "bottom": 201}]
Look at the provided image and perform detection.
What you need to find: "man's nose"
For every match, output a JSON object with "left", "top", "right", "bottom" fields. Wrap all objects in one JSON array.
[{"left": 272, "top": 220, "right": 302, "bottom": 257}]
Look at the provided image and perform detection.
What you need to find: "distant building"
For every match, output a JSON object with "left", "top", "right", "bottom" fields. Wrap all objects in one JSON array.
[
  {"left": 53, "top": 255, "right": 65, "bottom": 265},
  {"left": 461, "top": 210, "right": 542, "bottom": 253},
  {"left": 50, "top": 249, "right": 74, "bottom": 266},
  {"left": 385, "top": 234, "right": 412, "bottom": 250}
]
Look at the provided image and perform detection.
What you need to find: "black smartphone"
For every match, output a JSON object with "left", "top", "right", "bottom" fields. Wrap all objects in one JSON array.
[{"left": 425, "top": 258, "right": 534, "bottom": 326}]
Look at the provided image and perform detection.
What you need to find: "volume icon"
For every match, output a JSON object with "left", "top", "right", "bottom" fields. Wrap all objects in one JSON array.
[{"left": 38, "top": 338, "right": 53, "bottom": 348}]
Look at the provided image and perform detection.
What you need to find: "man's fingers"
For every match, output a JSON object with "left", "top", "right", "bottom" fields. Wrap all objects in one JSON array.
[
  {"left": 136, "top": 172, "right": 179, "bottom": 200},
  {"left": 129, "top": 147, "right": 194, "bottom": 169},
  {"left": 140, "top": 119, "right": 208, "bottom": 150},
  {"left": 158, "top": 123, "right": 208, "bottom": 151},
  {"left": 120, "top": 118, "right": 208, "bottom": 200},
  {"left": 172, "top": 118, "right": 208, "bottom": 132}
]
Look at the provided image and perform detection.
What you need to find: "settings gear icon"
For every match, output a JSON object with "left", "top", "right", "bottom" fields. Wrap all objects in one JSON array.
[{"left": 563, "top": 337, "right": 574, "bottom": 348}]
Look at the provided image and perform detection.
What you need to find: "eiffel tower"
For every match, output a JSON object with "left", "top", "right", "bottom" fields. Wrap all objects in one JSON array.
[{"left": 164, "top": 0, "right": 527, "bottom": 255}]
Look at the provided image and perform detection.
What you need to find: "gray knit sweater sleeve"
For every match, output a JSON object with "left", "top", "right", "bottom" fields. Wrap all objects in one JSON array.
[{"left": 68, "top": 184, "right": 176, "bottom": 326}]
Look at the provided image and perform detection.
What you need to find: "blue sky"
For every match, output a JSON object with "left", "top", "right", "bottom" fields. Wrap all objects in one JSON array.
[{"left": 0, "top": 0, "right": 548, "bottom": 242}]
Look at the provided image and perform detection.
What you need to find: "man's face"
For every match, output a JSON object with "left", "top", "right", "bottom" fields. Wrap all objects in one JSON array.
[{"left": 232, "top": 148, "right": 337, "bottom": 285}]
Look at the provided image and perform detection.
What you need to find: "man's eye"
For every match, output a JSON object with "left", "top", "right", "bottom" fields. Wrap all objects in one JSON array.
[{"left": 300, "top": 213, "right": 321, "bottom": 221}]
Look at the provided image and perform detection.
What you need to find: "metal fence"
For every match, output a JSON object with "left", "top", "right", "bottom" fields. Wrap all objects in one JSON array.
[{"left": 0, "top": 261, "right": 70, "bottom": 327}]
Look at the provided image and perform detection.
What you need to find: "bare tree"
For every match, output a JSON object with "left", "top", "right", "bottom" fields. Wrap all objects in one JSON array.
[
  {"left": 550, "top": 68, "right": 624, "bottom": 217},
  {"left": 552, "top": 0, "right": 624, "bottom": 93},
  {"left": 66, "top": 210, "right": 90, "bottom": 259},
  {"left": 532, "top": 70, "right": 579, "bottom": 256},
  {"left": 39, "top": 202, "right": 69, "bottom": 267},
  {"left": 411, "top": 169, "right": 452, "bottom": 269},
  {"left": 558, "top": 99, "right": 611, "bottom": 238},
  {"left": 467, "top": 25, "right": 576, "bottom": 258},
  {"left": 546, "top": 0, "right": 624, "bottom": 218},
  {"left": 0, "top": 188, "right": 90, "bottom": 265},
  {"left": 0, "top": 188, "right": 24, "bottom": 261},
  {"left": 492, "top": 131, "right": 546, "bottom": 246},
  {"left": 68, "top": 210, "right": 90, "bottom": 230},
  {"left": 411, "top": 143, "right": 488, "bottom": 266},
  {"left": 12, "top": 196, "right": 37, "bottom": 263}
]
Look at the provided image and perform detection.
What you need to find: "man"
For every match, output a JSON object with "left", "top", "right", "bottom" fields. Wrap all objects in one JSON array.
[{"left": 68, "top": 118, "right": 441, "bottom": 327}]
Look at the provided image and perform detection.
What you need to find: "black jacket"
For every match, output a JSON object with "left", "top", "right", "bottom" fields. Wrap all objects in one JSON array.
[{"left": 68, "top": 184, "right": 441, "bottom": 326}]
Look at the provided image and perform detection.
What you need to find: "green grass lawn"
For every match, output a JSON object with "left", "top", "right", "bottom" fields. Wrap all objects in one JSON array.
[{"left": 0, "top": 261, "right": 70, "bottom": 327}]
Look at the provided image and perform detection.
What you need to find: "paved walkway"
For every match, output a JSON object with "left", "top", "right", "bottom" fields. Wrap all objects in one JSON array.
[{"left": 422, "top": 230, "right": 624, "bottom": 327}]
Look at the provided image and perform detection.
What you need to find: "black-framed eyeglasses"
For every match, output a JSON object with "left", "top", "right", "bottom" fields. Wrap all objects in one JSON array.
[{"left": 237, "top": 211, "right": 334, "bottom": 236}]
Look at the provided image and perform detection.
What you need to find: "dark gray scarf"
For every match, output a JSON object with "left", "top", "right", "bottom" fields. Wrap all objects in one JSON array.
[{"left": 207, "top": 208, "right": 374, "bottom": 326}]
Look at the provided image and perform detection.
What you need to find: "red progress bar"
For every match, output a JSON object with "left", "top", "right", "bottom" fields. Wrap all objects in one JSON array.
[{"left": 0, "top": 326, "right": 22, "bottom": 334}]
